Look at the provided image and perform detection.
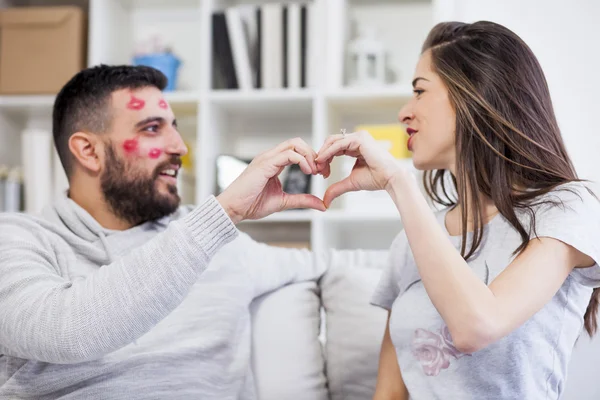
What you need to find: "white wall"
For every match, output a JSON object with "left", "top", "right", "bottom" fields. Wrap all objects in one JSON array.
[
  {"left": 452, "top": 1, "right": 600, "bottom": 398},
  {"left": 452, "top": 0, "right": 600, "bottom": 184}
]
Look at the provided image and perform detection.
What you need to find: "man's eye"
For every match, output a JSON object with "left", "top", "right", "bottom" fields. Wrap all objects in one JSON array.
[{"left": 144, "top": 125, "right": 159, "bottom": 133}]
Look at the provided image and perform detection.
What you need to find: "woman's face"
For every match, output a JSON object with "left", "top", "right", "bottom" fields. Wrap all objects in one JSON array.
[{"left": 398, "top": 50, "right": 457, "bottom": 172}]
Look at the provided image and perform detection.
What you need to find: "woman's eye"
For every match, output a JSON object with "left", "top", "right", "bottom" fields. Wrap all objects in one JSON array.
[{"left": 413, "top": 89, "right": 424, "bottom": 96}]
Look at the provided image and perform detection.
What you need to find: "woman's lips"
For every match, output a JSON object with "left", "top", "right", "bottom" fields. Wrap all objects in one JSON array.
[{"left": 407, "top": 128, "right": 418, "bottom": 151}]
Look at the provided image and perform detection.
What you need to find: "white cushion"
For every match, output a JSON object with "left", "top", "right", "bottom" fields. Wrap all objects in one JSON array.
[
  {"left": 320, "top": 250, "right": 390, "bottom": 400},
  {"left": 250, "top": 281, "right": 328, "bottom": 400}
]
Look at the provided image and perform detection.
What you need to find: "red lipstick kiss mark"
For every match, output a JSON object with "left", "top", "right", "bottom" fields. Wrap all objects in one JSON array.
[
  {"left": 148, "top": 148, "right": 162, "bottom": 159},
  {"left": 127, "top": 95, "right": 145, "bottom": 110},
  {"left": 158, "top": 99, "right": 168, "bottom": 109},
  {"left": 123, "top": 138, "right": 139, "bottom": 154}
]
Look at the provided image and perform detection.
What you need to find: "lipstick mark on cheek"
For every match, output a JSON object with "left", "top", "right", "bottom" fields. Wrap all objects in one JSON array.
[
  {"left": 148, "top": 148, "right": 162, "bottom": 159},
  {"left": 123, "top": 138, "right": 139, "bottom": 155},
  {"left": 158, "top": 99, "right": 168, "bottom": 109},
  {"left": 127, "top": 95, "right": 145, "bottom": 110}
]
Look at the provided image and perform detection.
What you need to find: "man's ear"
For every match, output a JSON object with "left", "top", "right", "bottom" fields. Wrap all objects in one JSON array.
[{"left": 68, "top": 132, "right": 104, "bottom": 174}]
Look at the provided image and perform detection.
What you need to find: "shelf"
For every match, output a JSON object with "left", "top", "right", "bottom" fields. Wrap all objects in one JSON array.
[
  {"left": 240, "top": 208, "right": 404, "bottom": 223},
  {"left": 209, "top": 89, "right": 314, "bottom": 115},
  {"left": 164, "top": 91, "right": 200, "bottom": 103},
  {"left": 0, "top": 95, "right": 54, "bottom": 109},
  {"left": 0, "top": 91, "right": 199, "bottom": 119},
  {"left": 350, "top": 0, "right": 430, "bottom": 3},
  {"left": 164, "top": 91, "right": 200, "bottom": 116},
  {"left": 241, "top": 209, "right": 315, "bottom": 223},
  {"left": 326, "top": 85, "right": 413, "bottom": 111},
  {"left": 0, "top": 95, "right": 55, "bottom": 119},
  {"left": 322, "top": 209, "right": 401, "bottom": 222},
  {"left": 0, "top": 0, "right": 441, "bottom": 252},
  {"left": 327, "top": 85, "right": 413, "bottom": 100},
  {"left": 120, "top": 0, "right": 199, "bottom": 8}
]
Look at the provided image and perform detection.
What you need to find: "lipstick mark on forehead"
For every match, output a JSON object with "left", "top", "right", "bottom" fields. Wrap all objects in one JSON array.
[
  {"left": 158, "top": 99, "right": 168, "bottom": 109},
  {"left": 148, "top": 148, "right": 162, "bottom": 159},
  {"left": 127, "top": 95, "right": 145, "bottom": 110},
  {"left": 123, "top": 138, "right": 139, "bottom": 154}
]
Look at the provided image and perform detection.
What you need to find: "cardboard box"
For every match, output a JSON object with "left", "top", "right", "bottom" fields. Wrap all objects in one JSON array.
[{"left": 0, "top": 6, "right": 86, "bottom": 94}]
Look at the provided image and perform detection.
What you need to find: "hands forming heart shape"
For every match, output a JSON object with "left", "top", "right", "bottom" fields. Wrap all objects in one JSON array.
[{"left": 217, "top": 132, "right": 409, "bottom": 224}]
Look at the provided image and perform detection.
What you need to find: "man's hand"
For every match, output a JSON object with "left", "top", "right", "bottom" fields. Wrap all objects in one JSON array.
[{"left": 217, "top": 138, "right": 326, "bottom": 223}]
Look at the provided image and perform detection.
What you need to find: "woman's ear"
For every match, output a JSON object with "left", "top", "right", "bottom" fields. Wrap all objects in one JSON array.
[{"left": 68, "top": 132, "right": 104, "bottom": 174}]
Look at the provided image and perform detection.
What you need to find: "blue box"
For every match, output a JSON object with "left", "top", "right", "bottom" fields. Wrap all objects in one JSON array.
[{"left": 133, "top": 53, "right": 181, "bottom": 91}]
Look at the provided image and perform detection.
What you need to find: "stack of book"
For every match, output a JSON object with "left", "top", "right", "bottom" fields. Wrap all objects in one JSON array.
[{"left": 212, "top": 2, "right": 315, "bottom": 90}]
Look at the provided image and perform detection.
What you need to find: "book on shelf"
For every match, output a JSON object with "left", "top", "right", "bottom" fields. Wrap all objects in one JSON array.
[
  {"left": 225, "top": 5, "right": 256, "bottom": 90},
  {"left": 212, "top": 12, "right": 238, "bottom": 90},
  {"left": 212, "top": 2, "right": 314, "bottom": 91},
  {"left": 0, "top": 165, "right": 23, "bottom": 213}
]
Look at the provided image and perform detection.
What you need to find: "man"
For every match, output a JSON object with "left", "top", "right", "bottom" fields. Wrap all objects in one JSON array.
[{"left": 0, "top": 65, "right": 327, "bottom": 399}]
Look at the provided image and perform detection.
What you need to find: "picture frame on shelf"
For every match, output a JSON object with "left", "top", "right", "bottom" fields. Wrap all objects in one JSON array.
[{"left": 282, "top": 163, "right": 311, "bottom": 196}]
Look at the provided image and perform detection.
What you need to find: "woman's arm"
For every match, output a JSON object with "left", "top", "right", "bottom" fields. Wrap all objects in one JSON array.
[
  {"left": 316, "top": 131, "right": 597, "bottom": 354},
  {"left": 384, "top": 171, "right": 592, "bottom": 353},
  {"left": 373, "top": 312, "right": 409, "bottom": 400}
]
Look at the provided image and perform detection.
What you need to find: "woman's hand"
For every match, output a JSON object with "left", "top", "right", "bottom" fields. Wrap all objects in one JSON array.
[
  {"left": 316, "top": 131, "right": 408, "bottom": 208},
  {"left": 217, "top": 138, "right": 326, "bottom": 223}
]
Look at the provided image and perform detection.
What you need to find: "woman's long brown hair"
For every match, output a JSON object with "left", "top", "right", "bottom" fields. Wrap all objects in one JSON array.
[{"left": 421, "top": 21, "right": 599, "bottom": 336}]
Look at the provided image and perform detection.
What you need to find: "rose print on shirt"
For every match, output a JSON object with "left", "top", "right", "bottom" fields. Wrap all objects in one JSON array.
[
  {"left": 440, "top": 325, "right": 463, "bottom": 359},
  {"left": 411, "top": 328, "right": 451, "bottom": 376},
  {"left": 412, "top": 325, "right": 471, "bottom": 376}
]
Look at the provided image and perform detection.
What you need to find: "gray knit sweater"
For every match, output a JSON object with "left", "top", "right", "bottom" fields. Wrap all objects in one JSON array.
[{"left": 0, "top": 195, "right": 325, "bottom": 399}]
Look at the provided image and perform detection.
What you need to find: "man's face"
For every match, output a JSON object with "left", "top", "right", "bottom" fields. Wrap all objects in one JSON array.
[{"left": 100, "top": 86, "right": 188, "bottom": 226}]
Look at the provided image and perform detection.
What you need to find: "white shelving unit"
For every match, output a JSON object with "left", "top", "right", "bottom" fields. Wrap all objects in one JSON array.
[{"left": 0, "top": 0, "right": 455, "bottom": 253}]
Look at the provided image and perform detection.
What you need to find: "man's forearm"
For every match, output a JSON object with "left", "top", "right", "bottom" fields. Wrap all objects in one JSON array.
[{"left": 0, "top": 196, "right": 237, "bottom": 364}]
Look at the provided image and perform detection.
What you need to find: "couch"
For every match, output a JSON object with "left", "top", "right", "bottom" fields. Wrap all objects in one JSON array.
[
  {"left": 250, "top": 249, "right": 389, "bottom": 400},
  {"left": 249, "top": 249, "right": 600, "bottom": 400}
]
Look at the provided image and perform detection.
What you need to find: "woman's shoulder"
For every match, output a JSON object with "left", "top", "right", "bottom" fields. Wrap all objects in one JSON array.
[
  {"left": 525, "top": 181, "right": 599, "bottom": 220},
  {"left": 538, "top": 181, "right": 597, "bottom": 203}
]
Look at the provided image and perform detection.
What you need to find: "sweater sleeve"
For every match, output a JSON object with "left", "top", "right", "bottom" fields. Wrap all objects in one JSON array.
[{"left": 0, "top": 196, "right": 237, "bottom": 364}]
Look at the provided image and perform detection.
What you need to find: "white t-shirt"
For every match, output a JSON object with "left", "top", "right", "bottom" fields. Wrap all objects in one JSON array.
[{"left": 372, "top": 182, "right": 600, "bottom": 400}]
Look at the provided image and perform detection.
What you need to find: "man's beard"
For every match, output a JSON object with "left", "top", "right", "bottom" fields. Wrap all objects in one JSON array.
[{"left": 101, "top": 144, "right": 181, "bottom": 226}]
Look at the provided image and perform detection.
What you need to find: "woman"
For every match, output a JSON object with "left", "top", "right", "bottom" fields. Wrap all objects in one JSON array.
[{"left": 315, "top": 21, "right": 600, "bottom": 399}]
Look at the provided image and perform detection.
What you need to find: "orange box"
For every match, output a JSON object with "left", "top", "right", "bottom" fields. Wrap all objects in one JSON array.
[{"left": 0, "top": 6, "right": 86, "bottom": 94}]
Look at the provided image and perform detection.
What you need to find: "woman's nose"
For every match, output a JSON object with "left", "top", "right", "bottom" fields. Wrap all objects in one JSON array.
[{"left": 398, "top": 103, "right": 414, "bottom": 124}]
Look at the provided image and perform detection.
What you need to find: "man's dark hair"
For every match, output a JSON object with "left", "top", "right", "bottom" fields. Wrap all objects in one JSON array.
[{"left": 52, "top": 64, "right": 167, "bottom": 178}]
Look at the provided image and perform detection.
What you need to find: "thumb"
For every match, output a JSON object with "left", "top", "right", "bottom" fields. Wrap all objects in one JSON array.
[
  {"left": 282, "top": 193, "right": 326, "bottom": 212},
  {"left": 323, "top": 177, "right": 357, "bottom": 208}
]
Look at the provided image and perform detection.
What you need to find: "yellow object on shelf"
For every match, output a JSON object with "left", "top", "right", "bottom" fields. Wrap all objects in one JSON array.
[
  {"left": 354, "top": 124, "right": 410, "bottom": 159},
  {"left": 181, "top": 140, "right": 193, "bottom": 170}
]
